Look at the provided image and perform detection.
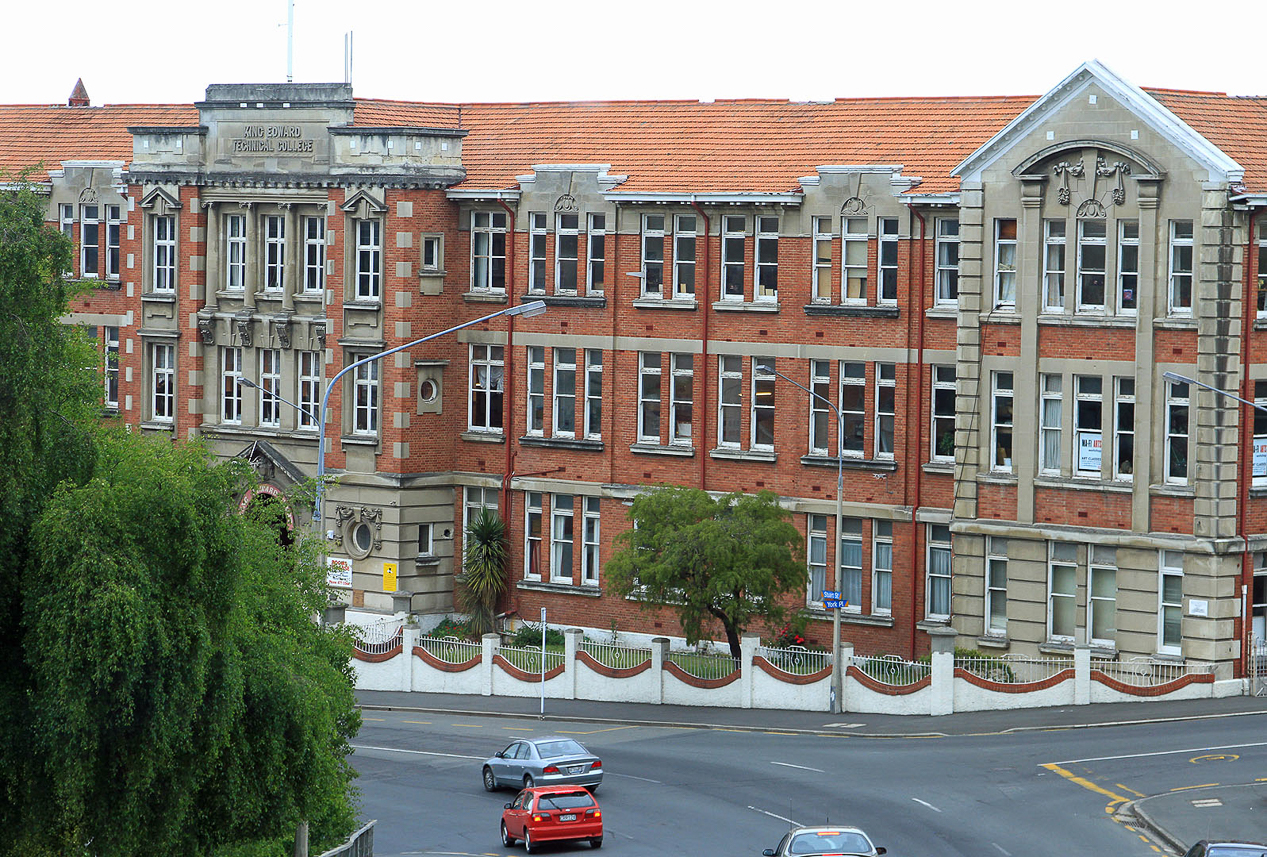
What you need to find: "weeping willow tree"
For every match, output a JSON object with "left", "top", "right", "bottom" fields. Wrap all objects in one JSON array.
[{"left": 458, "top": 507, "right": 509, "bottom": 636}]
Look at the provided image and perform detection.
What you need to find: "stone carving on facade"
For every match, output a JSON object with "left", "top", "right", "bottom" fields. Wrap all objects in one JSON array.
[
  {"left": 331, "top": 504, "right": 383, "bottom": 551},
  {"left": 78, "top": 186, "right": 99, "bottom": 204},
  {"left": 275, "top": 318, "right": 291, "bottom": 349},
  {"left": 1053, "top": 160, "right": 1085, "bottom": 205},
  {"left": 236, "top": 318, "right": 253, "bottom": 347},
  {"left": 313, "top": 322, "right": 327, "bottom": 349},
  {"left": 841, "top": 197, "right": 867, "bottom": 215},
  {"left": 554, "top": 194, "right": 578, "bottom": 213},
  {"left": 197, "top": 315, "right": 216, "bottom": 345},
  {"left": 1054, "top": 155, "right": 1130, "bottom": 214},
  {"left": 1097, "top": 157, "right": 1132, "bottom": 205}
]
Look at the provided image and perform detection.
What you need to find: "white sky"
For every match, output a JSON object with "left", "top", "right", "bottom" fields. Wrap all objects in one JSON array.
[{"left": 5, "top": 0, "right": 1264, "bottom": 106}]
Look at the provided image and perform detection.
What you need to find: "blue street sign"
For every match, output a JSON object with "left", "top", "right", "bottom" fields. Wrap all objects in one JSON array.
[
  {"left": 823, "top": 599, "right": 846, "bottom": 609},
  {"left": 822, "top": 590, "right": 840, "bottom": 599}
]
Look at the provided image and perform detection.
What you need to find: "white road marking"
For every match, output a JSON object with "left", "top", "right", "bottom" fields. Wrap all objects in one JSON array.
[
  {"left": 822, "top": 723, "right": 867, "bottom": 729},
  {"left": 608, "top": 772, "right": 662, "bottom": 783},
  {"left": 992, "top": 844, "right": 1011, "bottom": 856},
  {"left": 351, "top": 744, "right": 483, "bottom": 760},
  {"left": 748, "top": 805, "right": 800, "bottom": 826},
  {"left": 771, "top": 761, "right": 826, "bottom": 773},
  {"left": 1052, "top": 740, "right": 1267, "bottom": 766},
  {"left": 912, "top": 798, "right": 942, "bottom": 812}
]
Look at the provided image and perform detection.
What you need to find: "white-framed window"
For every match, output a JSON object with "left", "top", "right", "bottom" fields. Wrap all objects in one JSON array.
[
  {"left": 259, "top": 348, "right": 282, "bottom": 427},
  {"left": 1074, "top": 375, "right": 1103, "bottom": 478},
  {"left": 877, "top": 217, "right": 898, "bottom": 304},
  {"left": 468, "top": 344, "right": 504, "bottom": 432},
  {"left": 528, "top": 212, "right": 547, "bottom": 294},
  {"left": 1168, "top": 220, "right": 1194, "bottom": 314},
  {"left": 471, "top": 211, "right": 507, "bottom": 293},
  {"left": 807, "top": 514, "right": 827, "bottom": 605},
  {"left": 986, "top": 537, "right": 1007, "bottom": 636},
  {"left": 525, "top": 492, "right": 543, "bottom": 580},
  {"left": 1076, "top": 219, "right": 1106, "bottom": 312},
  {"left": 526, "top": 346, "right": 545, "bottom": 436},
  {"left": 550, "top": 494, "right": 575, "bottom": 583},
  {"left": 1040, "top": 374, "right": 1062, "bottom": 474},
  {"left": 842, "top": 217, "right": 868, "bottom": 304},
  {"left": 873, "top": 520, "right": 893, "bottom": 614},
  {"left": 718, "top": 355, "right": 743, "bottom": 447},
  {"left": 840, "top": 361, "right": 866, "bottom": 456},
  {"left": 151, "top": 342, "right": 174, "bottom": 423},
  {"left": 809, "top": 360, "right": 832, "bottom": 456},
  {"left": 1114, "top": 377, "right": 1135, "bottom": 481},
  {"left": 304, "top": 216, "right": 326, "bottom": 292},
  {"left": 421, "top": 234, "right": 442, "bottom": 273},
  {"left": 994, "top": 219, "right": 1017, "bottom": 308},
  {"left": 553, "top": 347, "right": 577, "bottom": 437},
  {"left": 927, "top": 524, "right": 952, "bottom": 619},
  {"left": 673, "top": 215, "right": 696, "bottom": 298},
  {"left": 264, "top": 214, "right": 286, "bottom": 291},
  {"left": 670, "top": 353, "right": 693, "bottom": 445},
  {"left": 1048, "top": 542, "right": 1078, "bottom": 642},
  {"left": 581, "top": 497, "right": 601, "bottom": 585},
  {"left": 638, "top": 352, "right": 662, "bottom": 443},
  {"left": 839, "top": 517, "right": 862, "bottom": 612},
  {"left": 1088, "top": 546, "right": 1117, "bottom": 647},
  {"left": 587, "top": 214, "right": 606, "bottom": 295},
  {"left": 1042, "top": 219, "right": 1066, "bottom": 312},
  {"left": 1258, "top": 231, "right": 1267, "bottom": 317},
  {"left": 1159, "top": 550, "right": 1184, "bottom": 654},
  {"left": 1165, "top": 378, "right": 1190, "bottom": 485},
  {"left": 1254, "top": 380, "right": 1267, "bottom": 487},
  {"left": 755, "top": 216, "right": 779, "bottom": 301},
  {"left": 105, "top": 205, "right": 121, "bottom": 279},
  {"left": 153, "top": 215, "right": 176, "bottom": 293},
  {"left": 991, "top": 371, "right": 1014, "bottom": 472},
  {"left": 355, "top": 219, "right": 381, "bottom": 300},
  {"left": 751, "top": 356, "right": 776, "bottom": 451},
  {"left": 59, "top": 204, "right": 74, "bottom": 239},
  {"left": 1117, "top": 220, "right": 1139, "bottom": 314},
  {"left": 722, "top": 215, "right": 746, "bottom": 300},
  {"left": 641, "top": 214, "right": 665, "bottom": 297},
  {"left": 932, "top": 365, "right": 956, "bottom": 462},
  {"left": 556, "top": 213, "right": 579, "bottom": 294},
  {"left": 80, "top": 204, "right": 100, "bottom": 277},
  {"left": 103, "top": 326, "right": 119, "bottom": 409},
  {"left": 352, "top": 357, "right": 379, "bottom": 436},
  {"left": 417, "top": 523, "right": 434, "bottom": 557},
  {"left": 875, "top": 363, "right": 895, "bottom": 459},
  {"left": 935, "top": 218, "right": 959, "bottom": 305},
  {"left": 812, "top": 216, "right": 833, "bottom": 303},
  {"left": 584, "top": 350, "right": 603, "bottom": 440},
  {"left": 464, "top": 486, "right": 499, "bottom": 538},
  {"left": 221, "top": 346, "right": 243, "bottom": 424},
  {"left": 226, "top": 214, "right": 246, "bottom": 291},
  {"left": 298, "top": 350, "right": 321, "bottom": 430}
]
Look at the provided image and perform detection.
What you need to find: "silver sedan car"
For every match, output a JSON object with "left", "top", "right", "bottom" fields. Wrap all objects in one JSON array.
[
  {"left": 482, "top": 736, "right": 604, "bottom": 792},
  {"left": 763, "top": 825, "right": 886, "bottom": 857}
]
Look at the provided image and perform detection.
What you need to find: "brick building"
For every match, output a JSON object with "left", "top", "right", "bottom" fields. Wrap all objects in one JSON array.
[{"left": 5, "top": 62, "right": 1267, "bottom": 676}]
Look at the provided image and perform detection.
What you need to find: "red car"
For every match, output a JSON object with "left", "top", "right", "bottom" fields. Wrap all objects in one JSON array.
[{"left": 501, "top": 785, "right": 603, "bottom": 851}]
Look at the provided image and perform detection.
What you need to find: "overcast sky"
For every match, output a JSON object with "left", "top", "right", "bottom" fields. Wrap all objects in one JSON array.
[{"left": 5, "top": 0, "right": 1263, "bottom": 106}]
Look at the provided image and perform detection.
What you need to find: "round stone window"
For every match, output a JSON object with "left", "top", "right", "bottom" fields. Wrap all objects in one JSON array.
[
  {"left": 420, "top": 378, "right": 439, "bottom": 403},
  {"left": 347, "top": 521, "right": 376, "bottom": 559}
]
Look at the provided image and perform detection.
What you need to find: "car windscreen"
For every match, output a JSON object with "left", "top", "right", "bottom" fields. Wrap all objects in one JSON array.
[
  {"left": 789, "top": 831, "right": 871, "bottom": 855},
  {"left": 534, "top": 740, "right": 587, "bottom": 757},
  {"left": 537, "top": 793, "right": 595, "bottom": 811},
  {"left": 1209, "top": 849, "right": 1267, "bottom": 857}
]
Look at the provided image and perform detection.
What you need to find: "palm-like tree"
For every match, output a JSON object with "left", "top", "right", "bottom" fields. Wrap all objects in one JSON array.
[{"left": 457, "top": 507, "right": 508, "bottom": 636}]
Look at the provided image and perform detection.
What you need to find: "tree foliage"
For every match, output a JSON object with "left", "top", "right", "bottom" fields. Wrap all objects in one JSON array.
[
  {"left": 458, "top": 507, "right": 509, "bottom": 636},
  {"left": 0, "top": 180, "right": 360, "bottom": 856},
  {"left": 604, "top": 486, "right": 806, "bottom": 659}
]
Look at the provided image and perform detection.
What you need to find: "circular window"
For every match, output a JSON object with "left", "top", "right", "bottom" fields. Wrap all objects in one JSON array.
[
  {"left": 420, "top": 378, "right": 439, "bottom": 403},
  {"left": 345, "top": 521, "right": 376, "bottom": 559}
]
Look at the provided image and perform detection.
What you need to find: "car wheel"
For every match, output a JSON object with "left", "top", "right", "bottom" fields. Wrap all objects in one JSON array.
[
  {"left": 524, "top": 829, "right": 535, "bottom": 853},
  {"left": 590, "top": 837, "right": 603, "bottom": 848},
  {"left": 524, "top": 774, "right": 535, "bottom": 789},
  {"left": 588, "top": 784, "right": 599, "bottom": 794},
  {"left": 483, "top": 767, "right": 497, "bottom": 792},
  {"left": 501, "top": 822, "right": 515, "bottom": 847}
]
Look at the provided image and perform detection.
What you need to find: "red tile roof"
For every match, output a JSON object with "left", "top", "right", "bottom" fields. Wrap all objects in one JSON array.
[
  {"left": 352, "top": 99, "right": 461, "bottom": 129},
  {"left": 1151, "top": 90, "right": 1267, "bottom": 193}
]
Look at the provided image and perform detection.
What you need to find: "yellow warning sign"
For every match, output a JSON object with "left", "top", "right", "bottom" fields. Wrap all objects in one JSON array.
[{"left": 383, "top": 562, "right": 398, "bottom": 592}]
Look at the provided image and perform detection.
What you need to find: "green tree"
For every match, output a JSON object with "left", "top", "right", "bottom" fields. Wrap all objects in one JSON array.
[
  {"left": 604, "top": 486, "right": 806, "bottom": 659},
  {"left": 458, "top": 507, "right": 509, "bottom": 637}
]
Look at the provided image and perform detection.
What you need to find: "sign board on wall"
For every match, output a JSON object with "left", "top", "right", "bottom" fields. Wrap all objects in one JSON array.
[
  {"left": 383, "top": 562, "right": 398, "bottom": 593},
  {"left": 326, "top": 557, "right": 352, "bottom": 589}
]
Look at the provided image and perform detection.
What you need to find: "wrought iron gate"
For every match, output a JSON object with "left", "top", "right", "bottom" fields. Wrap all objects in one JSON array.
[{"left": 1251, "top": 638, "right": 1267, "bottom": 697}]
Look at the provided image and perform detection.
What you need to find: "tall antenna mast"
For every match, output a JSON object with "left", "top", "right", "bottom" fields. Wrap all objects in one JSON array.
[
  {"left": 286, "top": 0, "right": 294, "bottom": 82},
  {"left": 343, "top": 31, "right": 354, "bottom": 84}
]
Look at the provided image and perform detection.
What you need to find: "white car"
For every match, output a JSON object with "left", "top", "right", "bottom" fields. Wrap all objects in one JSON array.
[{"left": 763, "top": 825, "right": 886, "bottom": 857}]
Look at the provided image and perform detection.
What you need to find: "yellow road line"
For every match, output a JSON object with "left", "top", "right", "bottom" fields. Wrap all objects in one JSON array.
[
  {"left": 1041, "top": 763, "right": 1130, "bottom": 805},
  {"left": 557, "top": 726, "right": 638, "bottom": 735},
  {"left": 1116, "top": 783, "right": 1146, "bottom": 797},
  {"left": 403, "top": 720, "right": 432, "bottom": 725},
  {"left": 1170, "top": 783, "right": 1219, "bottom": 791}
]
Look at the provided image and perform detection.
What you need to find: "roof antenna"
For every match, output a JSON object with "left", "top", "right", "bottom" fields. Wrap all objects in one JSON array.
[
  {"left": 286, "top": 0, "right": 294, "bottom": 82},
  {"left": 344, "top": 31, "right": 354, "bottom": 85}
]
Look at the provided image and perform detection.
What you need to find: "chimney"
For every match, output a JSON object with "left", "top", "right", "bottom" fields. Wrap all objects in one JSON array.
[{"left": 68, "top": 79, "right": 90, "bottom": 107}]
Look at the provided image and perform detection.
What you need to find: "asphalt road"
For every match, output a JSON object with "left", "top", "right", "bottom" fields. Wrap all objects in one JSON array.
[{"left": 351, "top": 692, "right": 1267, "bottom": 856}]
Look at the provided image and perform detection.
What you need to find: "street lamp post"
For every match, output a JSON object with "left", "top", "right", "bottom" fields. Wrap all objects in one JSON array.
[
  {"left": 772, "top": 368, "right": 845, "bottom": 714},
  {"left": 237, "top": 377, "right": 320, "bottom": 426}
]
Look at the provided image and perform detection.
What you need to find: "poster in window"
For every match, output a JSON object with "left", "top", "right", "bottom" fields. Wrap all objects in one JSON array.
[
  {"left": 326, "top": 556, "right": 353, "bottom": 589},
  {"left": 1254, "top": 438, "right": 1267, "bottom": 476},
  {"left": 1078, "top": 432, "right": 1102, "bottom": 471}
]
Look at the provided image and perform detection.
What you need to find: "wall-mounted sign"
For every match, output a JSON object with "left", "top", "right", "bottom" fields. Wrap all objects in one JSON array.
[
  {"left": 326, "top": 557, "right": 352, "bottom": 589},
  {"left": 229, "top": 124, "right": 315, "bottom": 155},
  {"left": 1188, "top": 598, "right": 1209, "bottom": 617},
  {"left": 383, "top": 562, "right": 398, "bottom": 593}
]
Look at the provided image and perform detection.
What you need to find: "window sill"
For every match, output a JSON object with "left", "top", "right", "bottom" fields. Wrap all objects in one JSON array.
[
  {"left": 803, "top": 303, "right": 900, "bottom": 319},
  {"left": 1154, "top": 316, "right": 1197, "bottom": 330},
  {"left": 519, "top": 435, "right": 604, "bottom": 452},
  {"left": 142, "top": 292, "right": 177, "bottom": 303},
  {"left": 419, "top": 268, "right": 447, "bottom": 278},
  {"left": 460, "top": 430, "right": 505, "bottom": 444},
  {"left": 980, "top": 309, "right": 1021, "bottom": 324},
  {"left": 517, "top": 580, "right": 602, "bottom": 597},
  {"left": 630, "top": 442, "right": 694, "bottom": 457},
  {"left": 345, "top": 300, "right": 381, "bottom": 311},
  {"left": 1037, "top": 313, "right": 1137, "bottom": 328},
  {"left": 1151, "top": 482, "right": 1195, "bottom": 498},
  {"left": 916, "top": 618, "right": 951, "bottom": 632},
  {"left": 140, "top": 420, "right": 176, "bottom": 432},
  {"left": 1039, "top": 641, "right": 1117, "bottom": 658},
  {"left": 415, "top": 555, "right": 441, "bottom": 568},
  {"left": 923, "top": 460, "right": 954, "bottom": 474},
  {"left": 137, "top": 326, "right": 181, "bottom": 340},
  {"left": 712, "top": 300, "right": 780, "bottom": 313},
  {"left": 463, "top": 290, "right": 509, "bottom": 304},
  {"left": 976, "top": 635, "right": 1009, "bottom": 650},
  {"left": 800, "top": 454, "right": 897, "bottom": 472},
  {"left": 631, "top": 296, "right": 697, "bottom": 311},
  {"left": 804, "top": 607, "right": 894, "bottom": 628},
  {"left": 1034, "top": 476, "right": 1133, "bottom": 493},
  {"left": 521, "top": 293, "right": 607, "bottom": 308},
  {"left": 340, "top": 434, "right": 379, "bottom": 447},
  {"left": 294, "top": 293, "right": 324, "bottom": 303},
  {"left": 925, "top": 305, "right": 957, "bottom": 319},
  {"left": 709, "top": 447, "right": 776, "bottom": 463},
  {"left": 977, "top": 472, "right": 1018, "bottom": 485}
]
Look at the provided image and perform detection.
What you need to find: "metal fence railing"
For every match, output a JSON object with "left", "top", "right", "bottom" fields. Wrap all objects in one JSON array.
[
  {"left": 498, "top": 644, "right": 566, "bottom": 673},
  {"left": 1253, "top": 638, "right": 1267, "bottom": 698},
  {"left": 581, "top": 640, "right": 652, "bottom": 670},
  {"left": 317, "top": 819, "right": 375, "bottom": 857},
  {"left": 416, "top": 635, "right": 482, "bottom": 664},
  {"left": 1092, "top": 656, "right": 1215, "bottom": 687},
  {"left": 850, "top": 654, "right": 930, "bottom": 687},
  {"left": 956, "top": 654, "right": 1074, "bottom": 684},
  {"left": 352, "top": 620, "right": 404, "bottom": 656},
  {"left": 667, "top": 648, "right": 740, "bottom": 680},
  {"left": 758, "top": 644, "right": 832, "bottom": 676}
]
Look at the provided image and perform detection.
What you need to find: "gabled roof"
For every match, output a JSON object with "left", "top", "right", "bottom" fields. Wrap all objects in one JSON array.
[{"left": 1153, "top": 90, "right": 1267, "bottom": 193}]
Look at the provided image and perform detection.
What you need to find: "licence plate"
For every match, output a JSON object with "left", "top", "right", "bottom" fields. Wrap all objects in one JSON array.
[
  {"left": 559, "top": 814, "right": 577, "bottom": 822},
  {"left": 568, "top": 765, "right": 584, "bottom": 774}
]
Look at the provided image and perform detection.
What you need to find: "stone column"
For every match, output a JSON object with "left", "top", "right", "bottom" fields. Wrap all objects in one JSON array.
[
  {"left": 928, "top": 626, "right": 957, "bottom": 716},
  {"left": 482, "top": 633, "right": 499, "bottom": 697},
  {"left": 401, "top": 627, "right": 417, "bottom": 692},
  {"left": 953, "top": 184, "right": 986, "bottom": 522},
  {"left": 244, "top": 203, "right": 258, "bottom": 310},
  {"left": 651, "top": 637, "right": 669, "bottom": 705},
  {"left": 1015, "top": 179, "right": 1047, "bottom": 524},
  {"left": 1132, "top": 180, "right": 1161, "bottom": 530},
  {"left": 739, "top": 633, "right": 759, "bottom": 710},
  {"left": 204, "top": 201, "right": 221, "bottom": 311},
  {"left": 1074, "top": 630, "right": 1092, "bottom": 706},
  {"left": 564, "top": 627, "right": 582, "bottom": 700},
  {"left": 838, "top": 642, "right": 854, "bottom": 714},
  {"left": 283, "top": 204, "right": 299, "bottom": 312}
]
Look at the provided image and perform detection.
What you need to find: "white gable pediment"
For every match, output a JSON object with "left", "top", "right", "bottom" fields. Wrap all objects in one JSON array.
[
  {"left": 340, "top": 189, "right": 387, "bottom": 218},
  {"left": 138, "top": 186, "right": 182, "bottom": 214}
]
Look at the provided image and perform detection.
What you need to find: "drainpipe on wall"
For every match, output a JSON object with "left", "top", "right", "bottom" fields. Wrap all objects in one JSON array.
[
  {"left": 497, "top": 199, "right": 518, "bottom": 519},
  {"left": 691, "top": 199, "right": 712, "bottom": 489},
  {"left": 1238, "top": 212, "right": 1257, "bottom": 677},
  {"left": 907, "top": 205, "right": 928, "bottom": 659}
]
